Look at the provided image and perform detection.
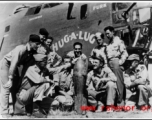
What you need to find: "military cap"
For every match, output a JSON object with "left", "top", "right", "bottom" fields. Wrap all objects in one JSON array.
[
  {"left": 33, "top": 54, "right": 47, "bottom": 62},
  {"left": 95, "top": 32, "right": 104, "bottom": 39},
  {"left": 127, "top": 54, "right": 140, "bottom": 61},
  {"left": 39, "top": 28, "right": 49, "bottom": 36},
  {"left": 29, "top": 34, "right": 41, "bottom": 43},
  {"left": 91, "top": 54, "right": 104, "bottom": 63}
]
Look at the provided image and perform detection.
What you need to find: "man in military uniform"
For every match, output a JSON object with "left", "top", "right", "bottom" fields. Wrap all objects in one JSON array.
[
  {"left": 51, "top": 55, "right": 74, "bottom": 111},
  {"left": 37, "top": 28, "right": 49, "bottom": 54},
  {"left": 86, "top": 55, "right": 117, "bottom": 112},
  {"left": 45, "top": 36, "right": 62, "bottom": 69},
  {"left": 104, "top": 26, "right": 128, "bottom": 105},
  {"left": 0, "top": 34, "right": 41, "bottom": 116},
  {"left": 66, "top": 42, "right": 87, "bottom": 65},
  {"left": 39, "top": 28, "right": 49, "bottom": 43},
  {"left": 124, "top": 54, "right": 152, "bottom": 111},
  {"left": 89, "top": 32, "right": 107, "bottom": 67},
  {"left": 14, "top": 54, "right": 53, "bottom": 118}
]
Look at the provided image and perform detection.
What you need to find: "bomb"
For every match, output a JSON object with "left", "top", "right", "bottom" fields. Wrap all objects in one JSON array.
[{"left": 73, "top": 58, "right": 88, "bottom": 115}]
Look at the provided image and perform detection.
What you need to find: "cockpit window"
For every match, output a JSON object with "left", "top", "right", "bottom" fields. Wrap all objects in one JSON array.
[
  {"left": 34, "top": 6, "right": 41, "bottom": 14},
  {"left": 43, "top": 3, "right": 62, "bottom": 9},
  {"left": 43, "top": 4, "right": 50, "bottom": 9},
  {"left": 25, "top": 6, "right": 41, "bottom": 16},
  {"left": 13, "top": 5, "right": 30, "bottom": 14}
]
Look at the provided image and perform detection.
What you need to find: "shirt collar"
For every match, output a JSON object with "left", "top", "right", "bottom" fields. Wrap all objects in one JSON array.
[
  {"left": 93, "top": 67, "right": 104, "bottom": 76},
  {"left": 73, "top": 51, "right": 83, "bottom": 58},
  {"left": 34, "top": 64, "right": 41, "bottom": 73},
  {"left": 109, "top": 39, "right": 114, "bottom": 44},
  {"left": 109, "top": 36, "right": 118, "bottom": 44}
]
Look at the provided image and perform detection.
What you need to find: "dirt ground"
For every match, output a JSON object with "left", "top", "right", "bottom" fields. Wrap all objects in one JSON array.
[
  {"left": 1, "top": 90, "right": 152, "bottom": 119},
  {"left": 3, "top": 109, "right": 152, "bottom": 119},
  {"left": 3, "top": 97, "right": 152, "bottom": 119}
]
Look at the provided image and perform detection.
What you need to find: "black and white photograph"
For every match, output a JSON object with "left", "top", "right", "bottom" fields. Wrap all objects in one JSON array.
[{"left": 0, "top": 1, "right": 152, "bottom": 118}]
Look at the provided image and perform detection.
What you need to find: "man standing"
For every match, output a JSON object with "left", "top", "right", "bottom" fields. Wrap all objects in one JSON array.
[
  {"left": 0, "top": 34, "right": 41, "bottom": 116},
  {"left": 104, "top": 26, "right": 128, "bottom": 104},
  {"left": 66, "top": 42, "right": 87, "bottom": 64},
  {"left": 89, "top": 32, "right": 107, "bottom": 66},
  {"left": 86, "top": 55, "right": 117, "bottom": 112},
  {"left": 124, "top": 54, "right": 152, "bottom": 111}
]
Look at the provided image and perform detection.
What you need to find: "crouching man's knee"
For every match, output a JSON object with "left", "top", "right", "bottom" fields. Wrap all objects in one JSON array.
[
  {"left": 106, "top": 81, "right": 116, "bottom": 89},
  {"left": 61, "top": 97, "right": 74, "bottom": 111},
  {"left": 88, "top": 95, "right": 97, "bottom": 107},
  {"left": 52, "top": 100, "right": 59, "bottom": 106},
  {"left": 137, "top": 85, "right": 145, "bottom": 91},
  {"left": 51, "top": 100, "right": 59, "bottom": 111}
]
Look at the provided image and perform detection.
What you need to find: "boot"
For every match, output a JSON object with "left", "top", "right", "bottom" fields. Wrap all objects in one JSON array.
[{"left": 32, "top": 108, "right": 47, "bottom": 118}]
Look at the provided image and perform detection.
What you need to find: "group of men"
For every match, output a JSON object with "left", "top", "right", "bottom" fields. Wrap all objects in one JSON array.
[{"left": 0, "top": 26, "right": 152, "bottom": 118}]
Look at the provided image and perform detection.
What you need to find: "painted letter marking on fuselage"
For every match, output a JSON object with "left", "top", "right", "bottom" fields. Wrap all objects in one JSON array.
[
  {"left": 93, "top": 4, "right": 107, "bottom": 10},
  {"left": 52, "top": 31, "right": 97, "bottom": 52}
]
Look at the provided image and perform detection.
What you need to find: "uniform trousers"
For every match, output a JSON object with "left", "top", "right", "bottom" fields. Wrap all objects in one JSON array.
[
  {"left": 126, "top": 85, "right": 152, "bottom": 107},
  {"left": 0, "top": 58, "right": 19, "bottom": 114},
  {"left": 108, "top": 58, "right": 126, "bottom": 104},
  {"left": 87, "top": 81, "right": 117, "bottom": 107}
]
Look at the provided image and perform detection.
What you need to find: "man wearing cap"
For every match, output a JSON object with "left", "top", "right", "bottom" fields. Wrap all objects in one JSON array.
[
  {"left": 51, "top": 55, "right": 74, "bottom": 111},
  {"left": 86, "top": 55, "right": 117, "bottom": 112},
  {"left": 37, "top": 28, "right": 49, "bottom": 55},
  {"left": 66, "top": 42, "right": 87, "bottom": 65},
  {"left": 124, "top": 54, "right": 152, "bottom": 110},
  {"left": 0, "top": 34, "right": 41, "bottom": 116},
  {"left": 14, "top": 54, "right": 53, "bottom": 118},
  {"left": 104, "top": 26, "right": 128, "bottom": 105},
  {"left": 39, "top": 28, "right": 49, "bottom": 43},
  {"left": 89, "top": 32, "right": 107, "bottom": 67}
]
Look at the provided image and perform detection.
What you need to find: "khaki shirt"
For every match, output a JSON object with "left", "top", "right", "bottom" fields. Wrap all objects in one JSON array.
[
  {"left": 86, "top": 66, "right": 117, "bottom": 89},
  {"left": 86, "top": 66, "right": 117, "bottom": 91},
  {"left": 53, "top": 70, "right": 74, "bottom": 95},
  {"left": 4, "top": 43, "right": 33, "bottom": 77},
  {"left": 20, "top": 65, "right": 47, "bottom": 90},
  {"left": 124, "top": 64, "right": 149, "bottom": 86},
  {"left": 89, "top": 44, "right": 107, "bottom": 65},
  {"left": 47, "top": 51, "right": 62, "bottom": 67},
  {"left": 48, "top": 62, "right": 72, "bottom": 75},
  {"left": 37, "top": 44, "right": 62, "bottom": 67},
  {"left": 67, "top": 51, "right": 87, "bottom": 62},
  {"left": 37, "top": 44, "right": 47, "bottom": 55},
  {"left": 106, "top": 36, "right": 128, "bottom": 65}
]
